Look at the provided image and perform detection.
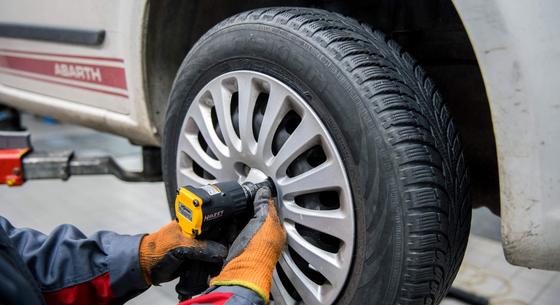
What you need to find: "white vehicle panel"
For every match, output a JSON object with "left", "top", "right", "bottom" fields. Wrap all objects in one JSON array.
[
  {"left": 0, "top": 0, "right": 157, "bottom": 145},
  {"left": 0, "top": 49, "right": 129, "bottom": 114},
  {"left": 453, "top": 0, "right": 560, "bottom": 270}
]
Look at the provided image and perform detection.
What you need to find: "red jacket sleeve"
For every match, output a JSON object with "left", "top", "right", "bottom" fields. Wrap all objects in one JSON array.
[
  {"left": 42, "top": 273, "right": 112, "bottom": 305},
  {"left": 180, "top": 286, "right": 264, "bottom": 305}
]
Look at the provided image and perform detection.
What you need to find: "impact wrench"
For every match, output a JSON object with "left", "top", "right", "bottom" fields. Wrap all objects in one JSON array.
[{"left": 173, "top": 179, "right": 276, "bottom": 301}]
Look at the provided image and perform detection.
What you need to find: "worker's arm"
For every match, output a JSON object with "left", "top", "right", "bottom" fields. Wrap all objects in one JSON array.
[
  {"left": 180, "top": 187, "right": 286, "bottom": 305},
  {"left": 0, "top": 216, "right": 226, "bottom": 305},
  {"left": 0, "top": 216, "right": 147, "bottom": 304}
]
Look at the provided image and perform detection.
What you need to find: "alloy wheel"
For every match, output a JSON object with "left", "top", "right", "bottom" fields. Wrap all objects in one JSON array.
[{"left": 176, "top": 71, "right": 355, "bottom": 305}]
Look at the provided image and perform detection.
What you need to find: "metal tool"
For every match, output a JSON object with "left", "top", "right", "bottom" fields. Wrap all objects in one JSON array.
[{"left": 0, "top": 130, "right": 161, "bottom": 186}]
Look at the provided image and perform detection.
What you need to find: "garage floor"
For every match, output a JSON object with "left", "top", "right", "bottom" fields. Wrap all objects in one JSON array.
[
  {"left": 1, "top": 116, "right": 559, "bottom": 305},
  {"left": 443, "top": 237, "right": 560, "bottom": 305}
]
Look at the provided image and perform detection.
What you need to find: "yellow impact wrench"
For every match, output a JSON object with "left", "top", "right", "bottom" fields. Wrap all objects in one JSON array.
[{"left": 174, "top": 179, "right": 276, "bottom": 300}]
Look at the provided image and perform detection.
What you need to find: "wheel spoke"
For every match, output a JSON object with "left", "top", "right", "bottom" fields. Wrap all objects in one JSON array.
[
  {"left": 181, "top": 136, "right": 222, "bottom": 177},
  {"left": 285, "top": 224, "right": 343, "bottom": 287},
  {"left": 282, "top": 202, "right": 351, "bottom": 240},
  {"left": 278, "top": 161, "right": 342, "bottom": 197},
  {"left": 269, "top": 117, "right": 321, "bottom": 175},
  {"left": 208, "top": 81, "right": 242, "bottom": 151},
  {"left": 279, "top": 254, "right": 323, "bottom": 305},
  {"left": 271, "top": 270, "right": 297, "bottom": 305},
  {"left": 256, "top": 86, "right": 290, "bottom": 161},
  {"left": 188, "top": 103, "right": 230, "bottom": 160},
  {"left": 177, "top": 168, "right": 215, "bottom": 186},
  {"left": 236, "top": 75, "right": 258, "bottom": 154}
]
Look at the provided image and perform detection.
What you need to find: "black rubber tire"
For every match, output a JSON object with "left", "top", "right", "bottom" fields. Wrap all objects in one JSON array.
[{"left": 162, "top": 7, "right": 470, "bottom": 305}]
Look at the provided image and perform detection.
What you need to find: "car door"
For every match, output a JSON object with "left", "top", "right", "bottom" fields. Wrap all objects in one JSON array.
[{"left": 0, "top": 0, "right": 144, "bottom": 117}]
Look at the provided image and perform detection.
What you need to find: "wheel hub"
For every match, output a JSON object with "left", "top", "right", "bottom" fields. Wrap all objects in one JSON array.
[{"left": 241, "top": 166, "right": 268, "bottom": 184}]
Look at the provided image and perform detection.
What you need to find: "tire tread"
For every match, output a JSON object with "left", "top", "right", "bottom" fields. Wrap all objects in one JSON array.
[{"left": 195, "top": 7, "right": 470, "bottom": 305}]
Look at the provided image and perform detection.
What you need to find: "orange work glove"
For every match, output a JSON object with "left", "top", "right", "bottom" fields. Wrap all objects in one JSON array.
[
  {"left": 210, "top": 187, "right": 286, "bottom": 303},
  {"left": 139, "top": 221, "right": 227, "bottom": 285}
]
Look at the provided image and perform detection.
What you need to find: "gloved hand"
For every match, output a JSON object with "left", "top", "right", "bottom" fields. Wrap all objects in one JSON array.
[
  {"left": 139, "top": 221, "right": 227, "bottom": 285},
  {"left": 210, "top": 187, "right": 287, "bottom": 303}
]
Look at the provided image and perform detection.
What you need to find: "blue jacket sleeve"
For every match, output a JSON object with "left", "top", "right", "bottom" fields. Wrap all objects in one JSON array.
[{"left": 0, "top": 216, "right": 149, "bottom": 302}]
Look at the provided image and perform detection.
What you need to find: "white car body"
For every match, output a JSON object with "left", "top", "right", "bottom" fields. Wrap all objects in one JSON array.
[
  {"left": 1, "top": 0, "right": 559, "bottom": 270},
  {"left": 453, "top": 0, "right": 560, "bottom": 270},
  {"left": 0, "top": 0, "right": 157, "bottom": 145}
]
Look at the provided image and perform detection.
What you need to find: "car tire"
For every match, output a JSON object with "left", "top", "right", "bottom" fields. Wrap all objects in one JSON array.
[{"left": 162, "top": 7, "right": 470, "bottom": 305}]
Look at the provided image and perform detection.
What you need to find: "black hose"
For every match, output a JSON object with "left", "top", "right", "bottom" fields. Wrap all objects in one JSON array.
[{"left": 446, "top": 286, "right": 489, "bottom": 305}]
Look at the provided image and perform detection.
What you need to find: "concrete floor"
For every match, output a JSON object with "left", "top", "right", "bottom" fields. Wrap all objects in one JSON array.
[
  {"left": 1, "top": 116, "right": 558, "bottom": 304},
  {"left": 443, "top": 236, "right": 560, "bottom": 305}
]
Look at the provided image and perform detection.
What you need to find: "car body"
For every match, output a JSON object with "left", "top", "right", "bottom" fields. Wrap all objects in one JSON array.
[{"left": 0, "top": 0, "right": 559, "bottom": 271}]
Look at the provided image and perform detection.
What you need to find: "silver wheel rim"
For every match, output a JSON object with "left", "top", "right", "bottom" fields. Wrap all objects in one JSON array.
[{"left": 176, "top": 71, "right": 354, "bottom": 305}]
